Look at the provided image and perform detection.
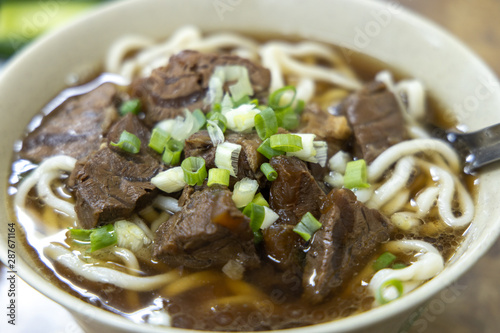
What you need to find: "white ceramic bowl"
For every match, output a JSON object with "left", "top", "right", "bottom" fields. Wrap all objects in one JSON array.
[{"left": 1, "top": 0, "right": 499, "bottom": 332}]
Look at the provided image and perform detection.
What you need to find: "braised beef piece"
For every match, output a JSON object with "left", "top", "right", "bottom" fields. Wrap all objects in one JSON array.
[
  {"left": 269, "top": 155, "right": 325, "bottom": 225},
  {"left": 20, "top": 84, "right": 119, "bottom": 163},
  {"left": 302, "top": 188, "right": 394, "bottom": 304},
  {"left": 263, "top": 156, "right": 324, "bottom": 273},
  {"left": 340, "top": 81, "right": 407, "bottom": 163},
  {"left": 71, "top": 114, "right": 164, "bottom": 229},
  {"left": 153, "top": 186, "right": 259, "bottom": 269},
  {"left": 184, "top": 130, "right": 266, "bottom": 183},
  {"left": 131, "top": 50, "right": 271, "bottom": 126}
]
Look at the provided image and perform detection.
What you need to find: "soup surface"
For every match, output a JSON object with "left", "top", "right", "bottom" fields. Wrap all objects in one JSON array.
[{"left": 8, "top": 27, "right": 475, "bottom": 331}]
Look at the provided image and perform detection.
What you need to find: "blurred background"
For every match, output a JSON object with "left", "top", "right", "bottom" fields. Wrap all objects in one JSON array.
[{"left": 0, "top": 0, "right": 499, "bottom": 332}]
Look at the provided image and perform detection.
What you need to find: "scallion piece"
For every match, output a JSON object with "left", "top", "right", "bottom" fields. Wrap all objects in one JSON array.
[
  {"left": 373, "top": 252, "right": 397, "bottom": 271},
  {"left": 252, "top": 192, "right": 270, "bottom": 207},
  {"left": 206, "top": 120, "right": 225, "bottom": 146},
  {"left": 242, "top": 202, "right": 265, "bottom": 232},
  {"left": 192, "top": 109, "right": 206, "bottom": 129},
  {"left": 260, "top": 162, "right": 278, "bottom": 181},
  {"left": 392, "top": 263, "right": 407, "bottom": 270},
  {"left": 181, "top": 156, "right": 207, "bottom": 186},
  {"left": 119, "top": 98, "right": 141, "bottom": 116},
  {"left": 232, "top": 177, "right": 259, "bottom": 208},
  {"left": 286, "top": 133, "right": 316, "bottom": 161},
  {"left": 268, "top": 86, "right": 296, "bottom": 111},
  {"left": 257, "top": 138, "right": 285, "bottom": 159},
  {"left": 344, "top": 159, "right": 370, "bottom": 189},
  {"left": 110, "top": 130, "right": 141, "bottom": 154},
  {"left": 225, "top": 104, "right": 260, "bottom": 133},
  {"left": 69, "top": 228, "right": 92, "bottom": 242},
  {"left": 207, "top": 168, "right": 230, "bottom": 187},
  {"left": 293, "top": 212, "right": 322, "bottom": 241},
  {"left": 148, "top": 128, "right": 170, "bottom": 154},
  {"left": 207, "top": 111, "right": 227, "bottom": 132},
  {"left": 376, "top": 279, "right": 404, "bottom": 305},
  {"left": 276, "top": 108, "right": 300, "bottom": 130},
  {"left": 90, "top": 224, "right": 117, "bottom": 252},
  {"left": 162, "top": 139, "right": 184, "bottom": 166},
  {"left": 215, "top": 142, "right": 242, "bottom": 177},
  {"left": 151, "top": 167, "right": 186, "bottom": 193},
  {"left": 254, "top": 107, "right": 278, "bottom": 140},
  {"left": 269, "top": 134, "right": 303, "bottom": 152}
]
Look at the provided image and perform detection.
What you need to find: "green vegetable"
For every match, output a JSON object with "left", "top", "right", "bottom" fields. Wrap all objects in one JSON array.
[
  {"left": 251, "top": 192, "right": 270, "bottom": 207},
  {"left": 162, "top": 138, "right": 183, "bottom": 166},
  {"left": 268, "top": 86, "right": 296, "bottom": 111},
  {"left": 181, "top": 156, "right": 207, "bottom": 186},
  {"left": 373, "top": 252, "right": 397, "bottom": 271},
  {"left": 119, "top": 99, "right": 141, "bottom": 116},
  {"left": 257, "top": 138, "right": 285, "bottom": 159},
  {"left": 260, "top": 162, "right": 278, "bottom": 181},
  {"left": 69, "top": 224, "right": 117, "bottom": 252},
  {"left": 269, "top": 134, "right": 303, "bottom": 152},
  {"left": 293, "top": 212, "right": 322, "bottom": 241},
  {"left": 148, "top": 128, "right": 170, "bottom": 154},
  {"left": 344, "top": 159, "right": 370, "bottom": 189},
  {"left": 376, "top": 279, "right": 404, "bottom": 305},
  {"left": 207, "top": 168, "right": 230, "bottom": 187},
  {"left": 254, "top": 107, "right": 278, "bottom": 140},
  {"left": 110, "top": 130, "right": 141, "bottom": 154}
]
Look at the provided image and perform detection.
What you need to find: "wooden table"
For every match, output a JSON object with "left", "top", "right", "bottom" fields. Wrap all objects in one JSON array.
[{"left": 378, "top": 0, "right": 500, "bottom": 332}]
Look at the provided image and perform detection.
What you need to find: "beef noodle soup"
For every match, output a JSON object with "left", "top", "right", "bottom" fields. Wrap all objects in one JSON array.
[{"left": 8, "top": 26, "right": 475, "bottom": 331}]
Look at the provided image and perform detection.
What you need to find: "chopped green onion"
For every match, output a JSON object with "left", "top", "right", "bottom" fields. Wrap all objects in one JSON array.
[
  {"left": 253, "top": 229, "right": 264, "bottom": 244},
  {"left": 269, "top": 86, "right": 296, "bottom": 111},
  {"left": 171, "top": 109, "right": 196, "bottom": 142},
  {"left": 261, "top": 206, "right": 279, "bottom": 229},
  {"left": 148, "top": 128, "right": 170, "bottom": 154},
  {"left": 242, "top": 203, "right": 265, "bottom": 231},
  {"left": 90, "top": 224, "right": 117, "bottom": 252},
  {"left": 192, "top": 109, "right": 206, "bottom": 129},
  {"left": 294, "top": 99, "right": 306, "bottom": 115},
  {"left": 162, "top": 139, "right": 184, "bottom": 166},
  {"left": 221, "top": 93, "right": 234, "bottom": 113},
  {"left": 373, "top": 252, "right": 397, "bottom": 271},
  {"left": 207, "top": 111, "right": 227, "bottom": 132},
  {"left": 212, "top": 103, "right": 222, "bottom": 113},
  {"left": 269, "top": 134, "right": 303, "bottom": 152},
  {"left": 151, "top": 167, "right": 186, "bottom": 193},
  {"left": 293, "top": 212, "right": 322, "bottom": 241},
  {"left": 207, "top": 168, "right": 230, "bottom": 187},
  {"left": 206, "top": 120, "right": 225, "bottom": 146},
  {"left": 233, "top": 95, "right": 255, "bottom": 107},
  {"left": 313, "top": 141, "right": 328, "bottom": 167},
  {"left": 69, "top": 228, "right": 92, "bottom": 242},
  {"left": 260, "top": 163, "right": 278, "bottom": 181},
  {"left": 252, "top": 192, "right": 270, "bottom": 207},
  {"left": 119, "top": 99, "right": 141, "bottom": 116},
  {"left": 215, "top": 142, "right": 242, "bottom": 177},
  {"left": 329, "top": 151, "right": 351, "bottom": 173},
  {"left": 287, "top": 133, "right": 316, "bottom": 161},
  {"left": 228, "top": 67, "right": 254, "bottom": 101},
  {"left": 110, "top": 130, "right": 141, "bottom": 154},
  {"left": 181, "top": 157, "right": 207, "bottom": 186},
  {"left": 276, "top": 108, "right": 300, "bottom": 130},
  {"left": 232, "top": 177, "right": 259, "bottom": 208},
  {"left": 225, "top": 104, "right": 260, "bottom": 133},
  {"left": 376, "top": 279, "right": 404, "bottom": 305},
  {"left": 392, "top": 263, "right": 407, "bottom": 270},
  {"left": 155, "top": 118, "right": 176, "bottom": 135},
  {"left": 344, "top": 159, "right": 370, "bottom": 189},
  {"left": 206, "top": 67, "right": 225, "bottom": 105},
  {"left": 254, "top": 107, "right": 278, "bottom": 140},
  {"left": 257, "top": 138, "right": 285, "bottom": 159}
]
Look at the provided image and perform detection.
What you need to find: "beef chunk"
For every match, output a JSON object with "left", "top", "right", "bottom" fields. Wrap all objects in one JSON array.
[
  {"left": 341, "top": 81, "right": 407, "bottom": 163},
  {"left": 20, "top": 83, "right": 118, "bottom": 163},
  {"left": 72, "top": 114, "right": 164, "bottom": 229},
  {"left": 269, "top": 156, "right": 325, "bottom": 225},
  {"left": 184, "top": 130, "right": 266, "bottom": 183},
  {"left": 132, "top": 50, "right": 271, "bottom": 126},
  {"left": 153, "top": 186, "right": 259, "bottom": 269},
  {"left": 261, "top": 224, "right": 305, "bottom": 272},
  {"left": 302, "top": 188, "right": 394, "bottom": 304}
]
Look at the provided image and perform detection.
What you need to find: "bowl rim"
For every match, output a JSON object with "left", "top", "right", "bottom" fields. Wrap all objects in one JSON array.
[{"left": 1, "top": 0, "right": 499, "bottom": 332}]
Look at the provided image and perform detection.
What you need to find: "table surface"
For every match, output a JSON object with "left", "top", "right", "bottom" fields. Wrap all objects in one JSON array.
[{"left": 1, "top": 0, "right": 499, "bottom": 332}]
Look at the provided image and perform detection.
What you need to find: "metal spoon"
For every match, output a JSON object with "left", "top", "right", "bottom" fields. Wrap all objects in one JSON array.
[{"left": 432, "top": 123, "right": 500, "bottom": 173}]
